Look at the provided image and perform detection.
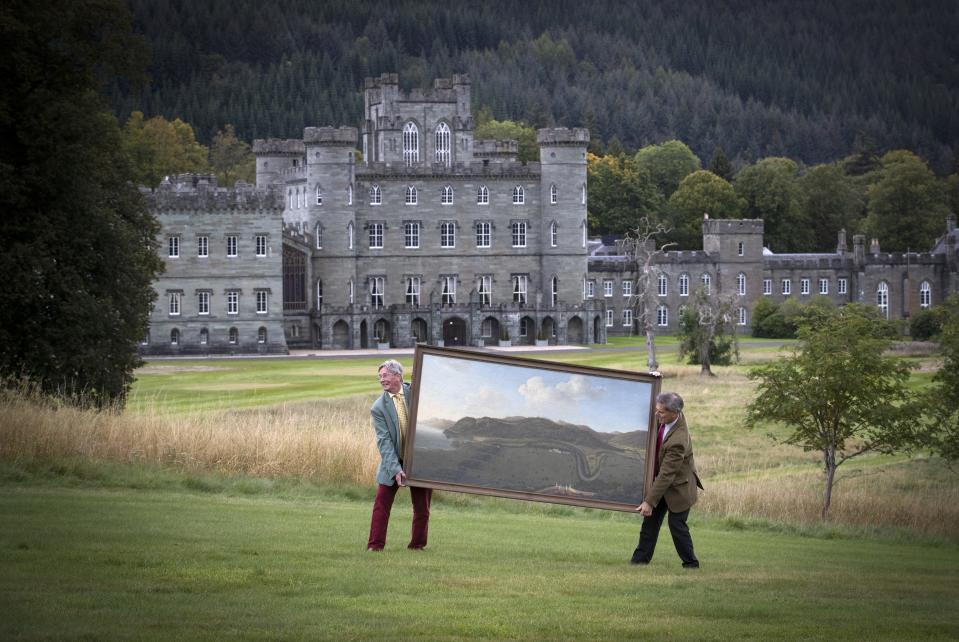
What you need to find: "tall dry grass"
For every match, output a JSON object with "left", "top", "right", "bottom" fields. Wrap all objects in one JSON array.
[{"left": 0, "top": 387, "right": 379, "bottom": 485}]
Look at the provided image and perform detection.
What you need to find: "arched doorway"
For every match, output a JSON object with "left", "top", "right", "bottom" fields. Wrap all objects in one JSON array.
[
  {"left": 332, "top": 320, "right": 350, "bottom": 349},
  {"left": 481, "top": 316, "right": 500, "bottom": 346},
  {"left": 568, "top": 316, "right": 584, "bottom": 344},
  {"left": 412, "top": 318, "right": 428, "bottom": 344},
  {"left": 593, "top": 316, "right": 602, "bottom": 344},
  {"left": 541, "top": 316, "right": 556, "bottom": 343},
  {"left": 519, "top": 315, "right": 535, "bottom": 345},
  {"left": 443, "top": 316, "right": 468, "bottom": 346},
  {"left": 313, "top": 323, "right": 322, "bottom": 348},
  {"left": 359, "top": 319, "right": 369, "bottom": 349},
  {"left": 373, "top": 318, "right": 391, "bottom": 345}
]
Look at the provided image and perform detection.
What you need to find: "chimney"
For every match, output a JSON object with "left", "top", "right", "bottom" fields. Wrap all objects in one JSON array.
[
  {"left": 836, "top": 228, "right": 848, "bottom": 255},
  {"left": 870, "top": 238, "right": 881, "bottom": 254}
]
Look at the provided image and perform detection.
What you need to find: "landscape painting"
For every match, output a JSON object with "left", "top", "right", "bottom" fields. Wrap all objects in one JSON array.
[{"left": 405, "top": 346, "right": 661, "bottom": 512}]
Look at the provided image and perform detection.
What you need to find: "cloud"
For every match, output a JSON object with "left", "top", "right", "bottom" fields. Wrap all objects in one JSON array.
[{"left": 518, "top": 375, "right": 606, "bottom": 412}]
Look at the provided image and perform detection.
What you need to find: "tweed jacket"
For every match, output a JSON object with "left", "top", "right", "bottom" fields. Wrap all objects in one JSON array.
[
  {"left": 371, "top": 382, "right": 412, "bottom": 486},
  {"left": 643, "top": 414, "right": 704, "bottom": 513}
]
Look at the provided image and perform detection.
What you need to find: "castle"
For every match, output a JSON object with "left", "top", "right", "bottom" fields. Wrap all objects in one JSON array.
[{"left": 138, "top": 74, "right": 959, "bottom": 355}]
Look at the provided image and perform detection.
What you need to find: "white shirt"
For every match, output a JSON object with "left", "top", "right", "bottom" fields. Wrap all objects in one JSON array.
[{"left": 661, "top": 415, "right": 680, "bottom": 441}]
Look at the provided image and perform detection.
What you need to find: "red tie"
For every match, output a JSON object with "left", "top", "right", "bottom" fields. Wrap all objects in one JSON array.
[{"left": 655, "top": 423, "right": 666, "bottom": 475}]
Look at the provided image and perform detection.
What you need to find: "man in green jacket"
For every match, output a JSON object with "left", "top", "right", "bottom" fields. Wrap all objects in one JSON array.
[{"left": 631, "top": 391, "right": 703, "bottom": 568}]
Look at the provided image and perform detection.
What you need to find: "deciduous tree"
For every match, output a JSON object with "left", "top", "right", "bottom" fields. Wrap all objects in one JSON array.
[
  {"left": 0, "top": 0, "right": 163, "bottom": 407},
  {"left": 677, "top": 287, "right": 739, "bottom": 376},
  {"left": 745, "top": 305, "right": 917, "bottom": 520},
  {"left": 123, "top": 111, "right": 210, "bottom": 187},
  {"left": 634, "top": 140, "right": 701, "bottom": 201},
  {"left": 667, "top": 170, "right": 743, "bottom": 249},
  {"left": 210, "top": 124, "right": 255, "bottom": 186},
  {"left": 734, "top": 157, "right": 809, "bottom": 252},
  {"left": 920, "top": 295, "right": 959, "bottom": 461}
]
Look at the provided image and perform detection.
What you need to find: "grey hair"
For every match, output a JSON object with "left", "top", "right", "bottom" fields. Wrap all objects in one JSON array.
[
  {"left": 656, "top": 391, "right": 684, "bottom": 413},
  {"left": 378, "top": 359, "right": 404, "bottom": 377}
]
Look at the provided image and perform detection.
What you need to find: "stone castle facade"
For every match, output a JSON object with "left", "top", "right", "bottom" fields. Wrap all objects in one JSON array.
[{"left": 138, "top": 74, "right": 959, "bottom": 355}]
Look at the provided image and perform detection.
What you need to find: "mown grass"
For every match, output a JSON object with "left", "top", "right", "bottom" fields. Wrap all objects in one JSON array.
[{"left": 1, "top": 475, "right": 957, "bottom": 641}]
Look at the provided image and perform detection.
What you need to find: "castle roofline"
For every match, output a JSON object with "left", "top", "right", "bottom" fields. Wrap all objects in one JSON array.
[
  {"left": 303, "top": 126, "right": 357, "bottom": 145},
  {"left": 252, "top": 138, "right": 305, "bottom": 155},
  {"left": 537, "top": 128, "right": 590, "bottom": 145}
]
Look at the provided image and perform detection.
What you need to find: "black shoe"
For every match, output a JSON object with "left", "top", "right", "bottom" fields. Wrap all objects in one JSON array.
[
  {"left": 629, "top": 558, "right": 649, "bottom": 565},
  {"left": 682, "top": 562, "right": 700, "bottom": 569}
]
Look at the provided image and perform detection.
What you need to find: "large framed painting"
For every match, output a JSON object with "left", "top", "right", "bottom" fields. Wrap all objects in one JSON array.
[{"left": 404, "top": 346, "right": 661, "bottom": 512}]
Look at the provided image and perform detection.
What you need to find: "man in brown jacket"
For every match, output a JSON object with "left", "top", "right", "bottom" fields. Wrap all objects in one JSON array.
[{"left": 631, "top": 391, "right": 703, "bottom": 568}]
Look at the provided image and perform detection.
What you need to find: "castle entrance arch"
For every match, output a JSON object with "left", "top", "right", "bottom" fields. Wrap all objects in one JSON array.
[
  {"left": 442, "top": 316, "right": 468, "bottom": 346},
  {"left": 411, "top": 318, "right": 428, "bottom": 344},
  {"left": 567, "top": 316, "right": 584, "bottom": 344},
  {"left": 331, "top": 320, "right": 350, "bottom": 349},
  {"left": 360, "top": 319, "right": 369, "bottom": 349},
  {"left": 593, "top": 316, "right": 602, "bottom": 344}
]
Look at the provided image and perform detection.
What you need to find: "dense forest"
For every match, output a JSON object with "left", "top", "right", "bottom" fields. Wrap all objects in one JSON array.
[{"left": 110, "top": 0, "right": 959, "bottom": 175}]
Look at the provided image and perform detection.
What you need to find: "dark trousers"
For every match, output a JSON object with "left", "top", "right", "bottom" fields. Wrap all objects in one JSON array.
[
  {"left": 367, "top": 483, "right": 432, "bottom": 550},
  {"left": 631, "top": 498, "right": 699, "bottom": 567}
]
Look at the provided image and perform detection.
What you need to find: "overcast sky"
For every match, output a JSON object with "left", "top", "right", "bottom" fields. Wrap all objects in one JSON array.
[{"left": 415, "top": 353, "right": 652, "bottom": 434}]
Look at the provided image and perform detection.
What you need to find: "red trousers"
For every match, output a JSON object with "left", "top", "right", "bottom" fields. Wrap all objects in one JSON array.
[{"left": 367, "top": 483, "right": 432, "bottom": 550}]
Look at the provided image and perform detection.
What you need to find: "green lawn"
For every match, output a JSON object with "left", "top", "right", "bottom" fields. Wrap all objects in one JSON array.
[{"left": 1, "top": 477, "right": 956, "bottom": 641}]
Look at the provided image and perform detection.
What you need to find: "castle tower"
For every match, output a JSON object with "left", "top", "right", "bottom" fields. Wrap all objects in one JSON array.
[
  {"left": 304, "top": 126, "right": 358, "bottom": 310},
  {"left": 702, "top": 218, "right": 765, "bottom": 306},
  {"left": 537, "top": 128, "right": 590, "bottom": 311},
  {"left": 252, "top": 139, "right": 305, "bottom": 188},
  {"left": 362, "top": 73, "right": 474, "bottom": 166}
]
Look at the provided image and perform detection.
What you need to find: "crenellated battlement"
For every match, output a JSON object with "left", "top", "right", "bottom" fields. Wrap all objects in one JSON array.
[
  {"left": 143, "top": 174, "right": 283, "bottom": 212},
  {"left": 303, "top": 126, "right": 357, "bottom": 146},
  {"left": 537, "top": 128, "right": 590, "bottom": 146},
  {"left": 474, "top": 139, "right": 519, "bottom": 158},
  {"left": 702, "top": 219, "right": 764, "bottom": 235},
  {"left": 252, "top": 138, "right": 305, "bottom": 155}
]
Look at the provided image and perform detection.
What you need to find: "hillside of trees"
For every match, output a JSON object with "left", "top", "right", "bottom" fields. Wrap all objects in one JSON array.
[{"left": 110, "top": 0, "right": 959, "bottom": 175}]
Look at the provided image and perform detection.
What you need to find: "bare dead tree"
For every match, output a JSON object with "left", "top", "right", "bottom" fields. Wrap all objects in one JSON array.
[
  {"left": 678, "top": 286, "right": 740, "bottom": 376},
  {"left": 621, "top": 217, "right": 675, "bottom": 373}
]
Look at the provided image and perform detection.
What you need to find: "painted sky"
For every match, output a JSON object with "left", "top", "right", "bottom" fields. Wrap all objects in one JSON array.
[{"left": 415, "top": 354, "right": 652, "bottom": 434}]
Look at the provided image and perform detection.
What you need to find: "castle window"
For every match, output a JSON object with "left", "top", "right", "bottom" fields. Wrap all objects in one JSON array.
[
  {"left": 478, "top": 276, "right": 492, "bottom": 306},
  {"left": 800, "top": 278, "right": 810, "bottom": 295},
  {"left": 738, "top": 242, "right": 744, "bottom": 256},
  {"left": 256, "top": 290, "right": 268, "bottom": 314},
  {"left": 347, "top": 184, "right": 353, "bottom": 205},
  {"left": 623, "top": 281, "right": 633, "bottom": 297},
  {"left": 763, "top": 279, "right": 772, "bottom": 295},
  {"left": 348, "top": 278, "right": 354, "bottom": 304},
  {"left": 316, "top": 280, "right": 323, "bottom": 309},
  {"left": 658, "top": 274, "right": 668, "bottom": 297},
  {"left": 656, "top": 306, "right": 668, "bottom": 327},
  {"left": 606, "top": 309, "right": 614, "bottom": 327},
  {"left": 370, "top": 277, "right": 385, "bottom": 309},
  {"left": 316, "top": 185, "right": 323, "bottom": 205},
  {"left": 475, "top": 221, "right": 491, "bottom": 248},
  {"left": 441, "top": 222, "right": 456, "bottom": 248},
  {"left": 624, "top": 309, "right": 634, "bottom": 327},
  {"left": 347, "top": 222, "right": 354, "bottom": 250},
  {"left": 585, "top": 280, "right": 595, "bottom": 299},
  {"left": 920, "top": 280, "right": 932, "bottom": 308},
  {"left": 199, "top": 328, "right": 208, "bottom": 345},
  {"left": 435, "top": 123, "right": 451, "bottom": 166},
  {"left": 550, "top": 184, "right": 558, "bottom": 204},
  {"left": 369, "top": 223, "right": 384, "bottom": 249},
  {"left": 550, "top": 221, "right": 558, "bottom": 247},
  {"left": 197, "top": 236, "right": 208, "bottom": 258},
  {"left": 197, "top": 291, "right": 210, "bottom": 315},
  {"left": 877, "top": 282, "right": 889, "bottom": 318},
  {"left": 258, "top": 327, "right": 267, "bottom": 344},
  {"left": 838, "top": 278, "right": 847, "bottom": 294},
  {"left": 582, "top": 221, "right": 587, "bottom": 248},
  {"left": 819, "top": 278, "right": 829, "bottom": 295},
  {"left": 679, "top": 273, "right": 690, "bottom": 297},
  {"left": 738, "top": 307, "right": 747, "bottom": 326},
  {"left": 370, "top": 184, "right": 382, "bottom": 205},
  {"left": 477, "top": 185, "right": 489, "bottom": 205},
  {"left": 581, "top": 183, "right": 587, "bottom": 205},
  {"left": 604, "top": 280, "right": 613, "bottom": 297},
  {"left": 406, "top": 277, "right": 421, "bottom": 306},
  {"left": 551, "top": 277, "right": 558, "bottom": 306},
  {"left": 406, "top": 185, "right": 417, "bottom": 205},
  {"left": 228, "top": 327, "right": 238, "bottom": 344},
  {"left": 255, "top": 235, "right": 267, "bottom": 257},
  {"left": 404, "top": 222, "right": 420, "bottom": 249},
  {"left": 441, "top": 276, "right": 456, "bottom": 305},
  {"left": 512, "top": 186, "right": 525, "bottom": 205},
  {"left": 315, "top": 224, "right": 323, "bottom": 250},
  {"left": 781, "top": 279, "right": 791, "bottom": 296},
  {"left": 442, "top": 185, "right": 454, "bottom": 205},
  {"left": 227, "top": 291, "right": 238, "bottom": 315},
  {"left": 288, "top": 188, "right": 294, "bottom": 209},
  {"left": 511, "top": 221, "right": 527, "bottom": 247},
  {"left": 512, "top": 275, "right": 528, "bottom": 305},
  {"left": 701, "top": 273, "right": 711, "bottom": 295},
  {"left": 403, "top": 122, "right": 419, "bottom": 166},
  {"left": 168, "top": 236, "right": 180, "bottom": 258},
  {"left": 226, "top": 235, "right": 237, "bottom": 257},
  {"left": 737, "top": 273, "right": 746, "bottom": 296},
  {"left": 168, "top": 292, "right": 180, "bottom": 316},
  {"left": 297, "top": 188, "right": 303, "bottom": 209},
  {"left": 519, "top": 317, "right": 531, "bottom": 337},
  {"left": 170, "top": 328, "right": 179, "bottom": 345}
]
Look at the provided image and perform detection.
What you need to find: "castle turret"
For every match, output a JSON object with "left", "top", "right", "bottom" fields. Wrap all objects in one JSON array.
[
  {"left": 253, "top": 139, "right": 305, "bottom": 188},
  {"left": 538, "top": 127, "right": 590, "bottom": 306}
]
